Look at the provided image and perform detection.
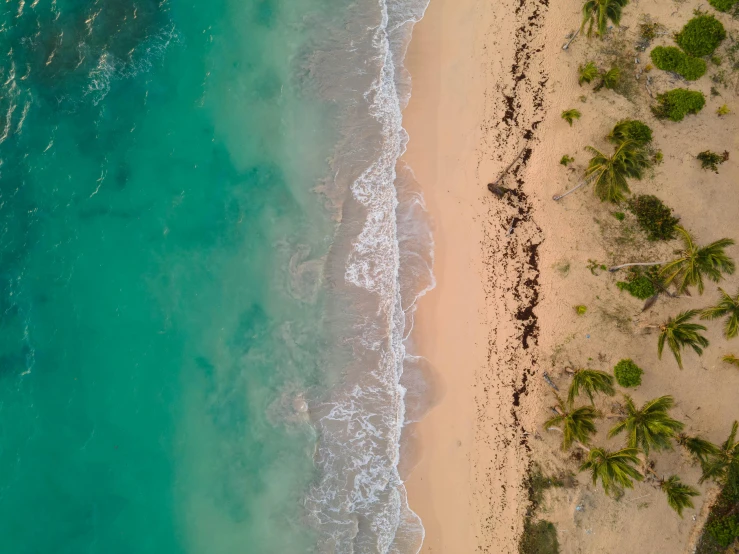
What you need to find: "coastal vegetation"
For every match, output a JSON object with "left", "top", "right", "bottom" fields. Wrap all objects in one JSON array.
[
  {"left": 581, "top": 0, "right": 629, "bottom": 39},
  {"left": 652, "top": 88, "right": 706, "bottom": 121},
  {"left": 561, "top": 108, "right": 582, "bottom": 125},
  {"left": 613, "top": 359, "right": 643, "bottom": 387},
  {"left": 578, "top": 61, "right": 599, "bottom": 84},
  {"left": 567, "top": 368, "right": 615, "bottom": 404},
  {"left": 627, "top": 195, "right": 678, "bottom": 241},
  {"left": 676, "top": 15, "right": 726, "bottom": 57},
  {"left": 584, "top": 141, "right": 650, "bottom": 202},
  {"left": 608, "top": 119, "right": 652, "bottom": 146},
  {"left": 617, "top": 267, "right": 657, "bottom": 299},
  {"left": 701, "top": 288, "right": 739, "bottom": 339},
  {"left": 657, "top": 310, "right": 709, "bottom": 369},
  {"left": 650, "top": 46, "right": 707, "bottom": 80},
  {"left": 708, "top": 0, "right": 739, "bottom": 11},
  {"left": 535, "top": 0, "right": 738, "bottom": 548},
  {"left": 697, "top": 150, "right": 729, "bottom": 172}
]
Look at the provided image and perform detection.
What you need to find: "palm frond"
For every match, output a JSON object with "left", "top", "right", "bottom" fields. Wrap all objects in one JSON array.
[
  {"left": 723, "top": 354, "right": 739, "bottom": 368},
  {"left": 700, "top": 288, "right": 739, "bottom": 339},
  {"left": 660, "top": 228, "right": 736, "bottom": 294},
  {"left": 568, "top": 368, "right": 615, "bottom": 404},
  {"left": 676, "top": 434, "right": 719, "bottom": 464},
  {"left": 579, "top": 446, "right": 643, "bottom": 496},
  {"left": 660, "top": 475, "right": 699, "bottom": 517},
  {"left": 545, "top": 396, "right": 601, "bottom": 451},
  {"left": 609, "top": 395, "right": 683, "bottom": 455},
  {"left": 658, "top": 310, "right": 709, "bottom": 369}
]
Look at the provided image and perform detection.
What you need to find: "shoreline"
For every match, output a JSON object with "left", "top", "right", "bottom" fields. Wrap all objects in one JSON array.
[
  {"left": 401, "top": 0, "right": 551, "bottom": 550},
  {"left": 402, "top": 0, "right": 739, "bottom": 551}
]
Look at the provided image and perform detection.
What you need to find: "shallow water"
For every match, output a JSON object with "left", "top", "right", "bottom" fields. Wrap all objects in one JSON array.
[{"left": 0, "top": 0, "right": 431, "bottom": 552}]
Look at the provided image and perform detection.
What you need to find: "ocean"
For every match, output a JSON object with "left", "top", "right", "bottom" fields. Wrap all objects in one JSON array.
[{"left": 0, "top": 0, "right": 434, "bottom": 552}]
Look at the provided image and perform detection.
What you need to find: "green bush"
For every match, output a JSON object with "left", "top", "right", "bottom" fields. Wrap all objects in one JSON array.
[
  {"left": 519, "top": 519, "right": 560, "bottom": 554},
  {"left": 617, "top": 268, "right": 657, "bottom": 300},
  {"left": 650, "top": 46, "right": 707, "bottom": 80},
  {"left": 614, "top": 359, "right": 644, "bottom": 388},
  {"left": 652, "top": 89, "right": 706, "bottom": 121},
  {"left": 697, "top": 150, "right": 729, "bottom": 172},
  {"left": 608, "top": 119, "right": 653, "bottom": 145},
  {"left": 708, "top": 0, "right": 738, "bottom": 13},
  {"left": 676, "top": 15, "right": 726, "bottom": 57},
  {"left": 627, "top": 195, "right": 680, "bottom": 241},
  {"left": 706, "top": 515, "right": 739, "bottom": 548}
]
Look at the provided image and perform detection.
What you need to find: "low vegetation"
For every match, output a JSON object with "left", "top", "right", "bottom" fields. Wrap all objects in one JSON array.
[
  {"left": 608, "top": 119, "right": 653, "bottom": 146},
  {"left": 579, "top": 61, "right": 599, "bottom": 85},
  {"left": 613, "top": 359, "right": 644, "bottom": 388},
  {"left": 627, "top": 195, "right": 679, "bottom": 241},
  {"left": 560, "top": 154, "right": 575, "bottom": 166},
  {"left": 650, "top": 46, "right": 707, "bottom": 80},
  {"left": 652, "top": 89, "right": 706, "bottom": 121},
  {"left": 697, "top": 150, "right": 730, "bottom": 173},
  {"left": 561, "top": 109, "right": 582, "bottom": 126},
  {"left": 676, "top": 15, "right": 727, "bottom": 57},
  {"left": 708, "top": 0, "right": 739, "bottom": 11}
]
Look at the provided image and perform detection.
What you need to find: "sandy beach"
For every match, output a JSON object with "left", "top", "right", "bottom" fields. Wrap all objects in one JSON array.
[{"left": 403, "top": 0, "right": 739, "bottom": 551}]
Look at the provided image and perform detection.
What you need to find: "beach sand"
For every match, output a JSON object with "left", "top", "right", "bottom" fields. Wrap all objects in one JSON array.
[{"left": 403, "top": 0, "right": 739, "bottom": 551}]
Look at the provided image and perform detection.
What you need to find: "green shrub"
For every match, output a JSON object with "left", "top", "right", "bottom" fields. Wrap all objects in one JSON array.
[
  {"left": 614, "top": 359, "right": 644, "bottom": 388},
  {"left": 575, "top": 305, "right": 587, "bottom": 315},
  {"left": 617, "top": 268, "right": 657, "bottom": 300},
  {"left": 652, "top": 89, "right": 706, "bottom": 121},
  {"left": 706, "top": 515, "right": 739, "bottom": 548},
  {"left": 612, "top": 211, "right": 626, "bottom": 221},
  {"left": 697, "top": 150, "right": 729, "bottom": 172},
  {"left": 676, "top": 15, "right": 726, "bottom": 57},
  {"left": 708, "top": 0, "right": 738, "bottom": 13},
  {"left": 650, "top": 46, "right": 707, "bottom": 80},
  {"left": 560, "top": 155, "right": 575, "bottom": 166},
  {"left": 627, "top": 195, "right": 680, "bottom": 241},
  {"left": 519, "top": 519, "right": 560, "bottom": 554},
  {"left": 608, "top": 119, "right": 653, "bottom": 145}
]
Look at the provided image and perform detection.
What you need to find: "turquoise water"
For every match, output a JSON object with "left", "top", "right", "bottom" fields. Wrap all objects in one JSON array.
[{"left": 0, "top": 0, "right": 431, "bottom": 552}]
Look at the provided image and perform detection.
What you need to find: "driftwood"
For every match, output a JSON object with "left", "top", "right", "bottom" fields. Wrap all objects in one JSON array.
[
  {"left": 507, "top": 217, "right": 519, "bottom": 236},
  {"left": 562, "top": 29, "right": 580, "bottom": 50},
  {"left": 543, "top": 372, "right": 559, "bottom": 391},
  {"left": 487, "top": 145, "right": 528, "bottom": 197}
]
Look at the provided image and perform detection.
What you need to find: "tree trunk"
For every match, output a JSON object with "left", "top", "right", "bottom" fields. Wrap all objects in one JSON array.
[
  {"left": 553, "top": 178, "right": 590, "bottom": 201},
  {"left": 608, "top": 261, "right": 667, "bottom": 273}
]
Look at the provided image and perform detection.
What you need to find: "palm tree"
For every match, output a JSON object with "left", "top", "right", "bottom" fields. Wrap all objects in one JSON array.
[
  {"left": 723, "top": 354, "right": 739, "bottom": 368},
  {"left": 700, "top": 288, "right": 739, "bottom": 339},
  {"left": 608, "top": 229, "right": 736, "bottom": 288},
  {"left": 594, "top": 67, "right": 621, "bottom": 91},
  {"left": 544, "top": 396, "right": 600, "bottom": 451},
  {"left": 658, "top": 310, "right": 709, "bottom": 369},
  {"left": 584, "top": 140, "right": 650, "bottom": 203},
  {"left": 676, "top": 433, "right": 719, "bottom": 465},
  {"left": 658, "top": 475, "right": 700, "bottom": 517},
  {"left": 568, "top": 368, "right": 615, "bottom": 405},
  {"left": 581, "top": 0, "right": 630, "bottom": 39},
  {"left": 659, "top": 227, "right": 735, "bottom": 294},
  {"left": 562, "top": 109, "right": 582, "bottom": 126},
  {"left": 579, "top": 61, "right": 599, "bottom": 85},
  {"left": 700, "top": 421, "right": 739, "bottom": 495},
  {"left": 579, "top": 446, "right": 643, "bottom": 496},
  {"left": 608, "top": 395, "right": 684, "bottom": 455}
]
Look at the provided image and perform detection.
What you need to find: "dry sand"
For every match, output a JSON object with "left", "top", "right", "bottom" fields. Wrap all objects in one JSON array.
[{"left": 403, "top": 0, "right": 739, "bottom": 551}]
